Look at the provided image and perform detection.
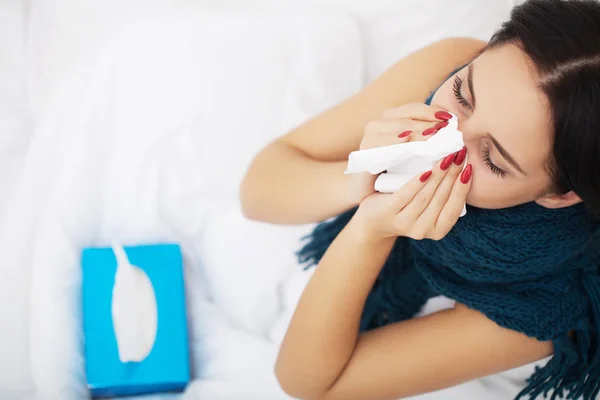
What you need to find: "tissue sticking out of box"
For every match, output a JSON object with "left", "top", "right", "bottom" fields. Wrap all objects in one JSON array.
[
  {"left": 345, "top": 112, "right": 467, "bottom": 216},
  {"left": 111, "top": 242, "right": 158, "bottom": 363}
]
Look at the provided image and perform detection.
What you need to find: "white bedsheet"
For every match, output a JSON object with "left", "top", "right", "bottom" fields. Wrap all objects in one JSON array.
[
  {"left": 3, "top": 11, "right": 361, "bottom": 399},
  {"left": 0, "top": 0, "right": 35, "bottom": 396}
]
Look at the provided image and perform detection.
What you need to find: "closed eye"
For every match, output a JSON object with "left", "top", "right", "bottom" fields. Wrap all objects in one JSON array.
[
  {"left": 481, "top": 143, "right": 507, "bottom": 178},
  {"left": 453, "top": 76, "right": 473, "bottom": 111}
]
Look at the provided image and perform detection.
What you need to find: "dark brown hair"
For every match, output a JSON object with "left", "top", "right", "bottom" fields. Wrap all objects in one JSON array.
[{"left": 488, "top": 0, "right": 600, "bottom": 218}]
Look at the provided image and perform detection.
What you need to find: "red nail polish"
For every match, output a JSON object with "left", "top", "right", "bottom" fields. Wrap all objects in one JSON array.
[
  {"left": 398, "top": 130, "right": 412, "bottom": 138},
  {"left": 440, "top": 153, "right": 456, "bottom": 171},
  {"left": 460, "top": 164, "right": 472, "bottom": 184},
  {"left": 434, "top": 121, "right": 449, "bottom": 129},
  {"left": 422, "top": 127, "right": 438, "bottom": 136},
  {"left": 454, "top": 147, "right": 467, "bottom": 165},
  {"left": 434, "top": 111, "right": 452, "bottom": 121},
  {"left": 420, "top": 170, "right": 432, "bottom": 182}
]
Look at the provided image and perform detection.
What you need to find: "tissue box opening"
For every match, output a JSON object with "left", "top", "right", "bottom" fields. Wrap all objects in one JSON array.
[{"left": 82, "top": 243, "right": 190, "bottom": 397}]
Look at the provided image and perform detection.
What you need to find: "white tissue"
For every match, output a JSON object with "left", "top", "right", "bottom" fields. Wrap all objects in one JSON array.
[
  {"left": 346, "top": 113, "right": 467, "bottom": 216},
  {"left": 111, "top": 243, "right": 158, "bottom": 363}
]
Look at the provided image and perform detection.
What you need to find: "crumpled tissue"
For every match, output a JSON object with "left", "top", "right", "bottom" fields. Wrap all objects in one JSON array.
[{"left": 346, "top": 113, "right": 467, "bottom": 216}]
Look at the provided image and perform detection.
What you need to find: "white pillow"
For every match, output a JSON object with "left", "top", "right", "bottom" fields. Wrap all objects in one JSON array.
[
  {"left": 26, "top": 0, "right": 213, "bottom": 118},
  {"left": 27, "top": 0, "right": 517, "bottom": 119},
  {"left": 359, "top": 1, "right": 513, "bottom": 81}
]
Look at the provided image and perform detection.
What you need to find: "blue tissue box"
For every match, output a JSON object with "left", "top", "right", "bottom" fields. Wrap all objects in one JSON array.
[{"left": 82, "top": 243, "right": 190, "bottom": 397}]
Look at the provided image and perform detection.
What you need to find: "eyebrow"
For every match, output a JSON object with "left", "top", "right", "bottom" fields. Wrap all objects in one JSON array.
[
  {"left": 468, "top": 63, "right": 527, "bottom": 176},
  {"left": 467, "top": 64, "right": 476, "bottom": 108},
  {"left": 486, "top": 133, "right": 527, "bottom": 175}
]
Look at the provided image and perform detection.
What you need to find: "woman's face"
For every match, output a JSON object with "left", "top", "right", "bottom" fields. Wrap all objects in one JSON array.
[{"left": 431, "top": 43, "right": 554, "bottom": 209}]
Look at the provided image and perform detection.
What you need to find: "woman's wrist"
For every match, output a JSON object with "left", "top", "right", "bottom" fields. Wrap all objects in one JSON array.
[
  {"left": 346, "top": 213, "right": 395, "bottom": 248},
  {"left": 343, "top": 171, "right": 377, "bottom": 207}
]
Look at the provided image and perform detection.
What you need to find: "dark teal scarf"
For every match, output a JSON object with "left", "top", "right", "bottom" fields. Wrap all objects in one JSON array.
[{"left": 297, "top": 89, "right": 600, "bottom": 400}]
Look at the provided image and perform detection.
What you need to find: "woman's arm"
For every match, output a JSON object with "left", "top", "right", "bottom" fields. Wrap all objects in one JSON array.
[
  {"left": 275, "top": 217, "right": 552, "bottom": 400},
  {"left": 240, "top": 37, "right": 485, "bottom": 225},
  {"left": 275, "top": 159, "right": 552, "bottom": 399}
]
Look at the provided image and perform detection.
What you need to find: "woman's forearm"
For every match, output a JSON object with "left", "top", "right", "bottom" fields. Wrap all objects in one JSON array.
[
  {"left": 275, "top": 218, "right": 395, "bottom": 399},
  {"left": 240, "top": 141, "right": 363, "bottom": 224}
]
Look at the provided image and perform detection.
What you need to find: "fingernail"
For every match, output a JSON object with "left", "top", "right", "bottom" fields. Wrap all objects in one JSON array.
[
  {"left": 434, "top": 121, "right": 449, "bottom": 129},
  {"left": 398, "top": 130, "right": 412, "bottom": 138},
  {"left": 422, "top": 127, "right": 438, "bottom": 136},
  {"left": 460, "top": 164, "right": 472, "bottom": 184},
  {"left": 434, "top": 111, "right": 452, "bottom": 121},
  {"left": 440, "top": 153, "right": 456, "bottom": 171},
  {"left": 420, "top": 170, "right": 432, "bottom": 182},
  {"left": 454, "top": 147, "right": 467, "bottom": 165}
]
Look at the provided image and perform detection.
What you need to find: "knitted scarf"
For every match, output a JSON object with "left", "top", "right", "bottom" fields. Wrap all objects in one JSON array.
[{"left": 297, "top": 92, "right": 600, "bottom": 400}]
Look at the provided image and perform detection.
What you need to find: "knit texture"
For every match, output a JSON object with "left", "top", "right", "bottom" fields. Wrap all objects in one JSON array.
[
  {"left": 298, "top": 203, "right": 600, "bottom": 399},
  {"left": 297, "top": 89, "right": 600, "bottom": 400}
]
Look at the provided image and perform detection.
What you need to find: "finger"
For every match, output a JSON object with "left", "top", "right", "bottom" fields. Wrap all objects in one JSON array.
[
  {"left": 366, "top": 119, "right": 449, "bottom": 144},
  {"left": 361, "top": 129, "right": 411, "bottom": 149},
  {"left": 435, "top": 163, "right": 472, "bottom": 237},
  {"left": 410, "top": 120, "right": 452, "bottom": 143},
  {"left": 392, "top": 158, "right": 454, "bottom": 225},
  {"left": 362, "top": 120, "right": 434, "bottom": 150},
  {"left": 388, "top": 168, "right": 436, "bottom": 211},
  {"left": 381, "top": 103, "right": 453, "bottom": 122},
  {"left": 365, "top": 119, "right": 432, "bottom": 135},
  {"left": 417, "top": 147, "right": 467, "bottom": 230}
]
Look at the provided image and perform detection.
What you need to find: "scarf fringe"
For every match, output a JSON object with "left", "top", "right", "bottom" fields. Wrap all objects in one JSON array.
[
  {"left": 297, "top": 208, "right": 356, "bottom": 269},
  {"left": 516, "top": 272, "right": 600, "bottom": 400}
]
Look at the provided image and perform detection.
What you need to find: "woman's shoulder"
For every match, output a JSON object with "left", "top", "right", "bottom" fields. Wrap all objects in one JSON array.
[
  {"left": 398, "top": 37, "right": 485, "bottom": 82},
  {"left": 431, "top": 37, "right": 487, "bottom": 53},
  {"left": 362, "top": 37, "right": 486, "bottom": 104},
  {"left": 394, "top": 37, "right": 486, "bottom": 72}
]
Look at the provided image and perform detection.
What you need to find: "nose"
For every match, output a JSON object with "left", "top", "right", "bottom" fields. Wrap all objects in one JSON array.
[
  {"left": 456, "top": 118, "right": 482, "bottom": 142},
  {"left": 455, "top": 122, "right": 479, "bottom": 158}
]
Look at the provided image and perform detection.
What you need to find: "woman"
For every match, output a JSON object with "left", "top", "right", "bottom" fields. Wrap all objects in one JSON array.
[{"left": 241, "top": 0, "right": 600, "bottom": 399}]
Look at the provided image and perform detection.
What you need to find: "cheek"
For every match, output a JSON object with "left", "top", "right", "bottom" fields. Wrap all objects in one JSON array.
[
  {"left": 465, "top": 164, "right": 505, "bottom": 208},
  {"left": 464, "top": 156, "right": 523, "bottom": 208},
  {"left": 465, "top": 162, "right": 548, "bottom": 209},
  {"left": 464, "top": 161, "right": 490, "bottom": 204}
]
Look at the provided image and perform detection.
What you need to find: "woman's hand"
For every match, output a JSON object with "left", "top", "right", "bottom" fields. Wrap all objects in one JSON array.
[
  {"left": 348, "top": 103, "right": 456, "bottom": 203},
  {"left": 352, "top": 147, "right": 471, "bottom": 241}
]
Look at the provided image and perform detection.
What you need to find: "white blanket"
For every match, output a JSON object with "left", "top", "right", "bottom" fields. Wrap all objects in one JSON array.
[
  {"left": 0, "top": 11, "right": 362, "bottom": 399},
  {"left": 0, "top": 8, "right": 539, "bottom": 400}
]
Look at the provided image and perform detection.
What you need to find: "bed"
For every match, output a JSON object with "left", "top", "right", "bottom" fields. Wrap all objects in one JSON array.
[{"left": 0, "top": 1, "right": 530, "bottom": 399}]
